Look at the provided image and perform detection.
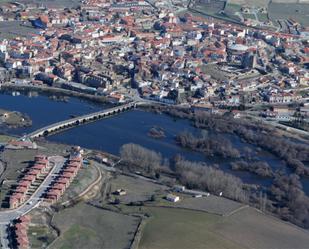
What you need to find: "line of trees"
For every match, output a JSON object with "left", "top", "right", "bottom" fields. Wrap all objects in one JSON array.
[
  {"left": 270, "top": 173, "right": 309, "bottom": 229},
  {"left": 120, "top": 143, "right": 162, "bottom": 176},
  {"left": 119, "top": 142, "right": 309, "bottom": 229},
  {"left": 173, "top": 158, "right": 248, "bottom": 202},
  {"left": 152, "top": 106, "right": 309, "bottom": 177},
  {"left": 176, "top": 131, "right": 241, "bottom": 158},
  {"left": 230, "top": 160, "right": 274, "bottom": 178}
]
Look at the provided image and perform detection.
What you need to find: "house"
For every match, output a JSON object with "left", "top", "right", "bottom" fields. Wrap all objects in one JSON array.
[
  {"left": 166, "top": 194, "right": 180, "bottom": 202},
  {"left": 46, "top": 189, "right": 62, "bottom": 203},
  {"left": 114, "top": 189, "right": 126, "bottom": 196},
  {"left": 62, "top": 171, "right": 74, "bottom": 182},
  {"left": 10, "top": 193, "right": 26, "bottom": 208},
  {"left": 56, "top": 177, "right": 70, "bottom": 188},
  {"left": 51, "top": 183, "right": 66, "bottom": 194},
  {"left": 22, "top": 174, "right": 36, "bottom": 184}
]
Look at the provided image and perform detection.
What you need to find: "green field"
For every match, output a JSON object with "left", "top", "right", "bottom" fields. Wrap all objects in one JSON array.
[
  {"left": 138, "top": 206, "right": 309, "bottom": 249},
  {"left": 0, "top": 135, "right": 14, "bottom": 143},
  {"left": 139, "top": 207, "right": 244, "bottom": 249},
  {"left": 243, "top": 13, "right": 256, "bottom": 20},
  {"left": 51, "top": 203, "right": 140, "bottom": 249},
  {"left": 60, "top": 164, "right": 99, "bottom": 202},
  {"left": 268, "top": 2, "right": 309, "bottom": 26}
]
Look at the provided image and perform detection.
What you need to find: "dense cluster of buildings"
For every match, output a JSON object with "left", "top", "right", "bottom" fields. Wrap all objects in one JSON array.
[
  {"left": 11, "top": 215, "right": 31, "bottom": 249},
  {"left": 10, "top": 155, "right": 50, "bottom": 209},
  {"left": 0, "top": 0, "right": 308, "bottom": 114},
  {"left": 45, "top": 154, "right": 83, "bottom": 203}
]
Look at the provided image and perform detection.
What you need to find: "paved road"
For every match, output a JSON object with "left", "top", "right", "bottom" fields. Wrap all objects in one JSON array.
[
  {"left": 0, "top": 156, "right": 65, "bottom": 249},
  {"left": 0, "top": 224, "right": 9, "bottom": 249}
]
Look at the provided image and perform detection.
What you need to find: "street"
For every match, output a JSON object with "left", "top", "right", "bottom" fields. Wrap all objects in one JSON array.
[{"left": 0, "top": 156, "right": 66, "bottom": 249}]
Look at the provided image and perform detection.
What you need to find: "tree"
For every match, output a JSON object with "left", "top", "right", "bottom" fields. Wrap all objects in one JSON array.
[
  {"left": 150, "top": 194, "right": 156, "bottom": 202},
  {"left": 120, "top": 143, "right": 162, "bottom": 175}
]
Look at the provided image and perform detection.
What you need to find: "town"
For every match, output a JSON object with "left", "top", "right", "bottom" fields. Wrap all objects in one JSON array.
[
  {"left": 0, "top": 0, "right": 308, "bottom": 131},
  {"left": 0, "top": 0, "right": 308, "bottom": 249}
]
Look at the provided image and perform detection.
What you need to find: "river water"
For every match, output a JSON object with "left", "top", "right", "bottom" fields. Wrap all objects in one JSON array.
[{"left": 1, "top": 92, "right": 308, "bottom": 195}]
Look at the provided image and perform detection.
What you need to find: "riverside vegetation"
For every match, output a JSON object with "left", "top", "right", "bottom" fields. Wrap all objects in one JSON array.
[{"left": 121, "top": 105, "right": 309, "bottom": 229}]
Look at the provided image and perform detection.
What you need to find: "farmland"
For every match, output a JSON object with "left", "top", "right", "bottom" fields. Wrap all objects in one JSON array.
[
  {"left": 212, "top": 207, "right": 309, "bottom": 249},
  {"left": 268, "top": 2, "right": 309, "bottom": 26},
  {"left": 138, "top": 206, "right": 309, "bottom": 249},
  {"left": 0, "top": 0, "right": 81, "bottom": 8},
  {"left": 50, "top": 203, "right": 140, "bottom": 249},
  {"left": 109, "top": 174, "right": 168, "bottom": 204},
  {"left": 0, "top": 21, "right": 37, "bottom": 40},
  {"left": 139, "top": 207, "right": 243, "bottom": 249}
]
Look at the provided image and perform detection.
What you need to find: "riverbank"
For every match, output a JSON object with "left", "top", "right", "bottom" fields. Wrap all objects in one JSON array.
[{"left": 1, "top": 84, "right": 109, "bottom": 105}]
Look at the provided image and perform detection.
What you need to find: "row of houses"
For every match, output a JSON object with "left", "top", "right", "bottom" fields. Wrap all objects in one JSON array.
[
  {"left": 12, "top": 215, "right": 31, "bottom": 249},
  {"left": 10, "top": 155, "right": 50, "bottom": 209},
  {"left": 45, "top": 156, "right": 83, "bottom": 203}
]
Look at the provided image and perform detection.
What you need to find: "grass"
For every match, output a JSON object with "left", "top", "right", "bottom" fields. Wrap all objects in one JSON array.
[
  {"left": 257, "top": 13, "right": 269, "bottom": 22},
  {"left": 138, "top": 206, "right": 309, "bottom": 249},
  {"left": 109, "top": 174, "right": 168, "bottom": 204},
  {"left": 225, "top": 3, "right": 242, "bottom": 12},
  {"left": 243, "top": 14, "right": 256, "bottom": 20},
  {"left": 57, "top": 225, "right": 97, "bottom": 249},
  {"left": 60, "top": 165, "right": 99, "bottom": 202},
  {"left": 268, "top": 2, "right": 309, "bottom": 26},
  {"left": 51, "top": 202, "right": 140, "bottom": 249},
  {"left": 28, "top": 226, "right": 56, "bottom": 249},
  {"left": 0, "top": 135, "right": 14, "bottom": 143},
  {"left": 212, "top": 207, "right": 309, "bottom": 249},
  {"left": 139, "top": 207, "right": 244, "bottom": 249}
]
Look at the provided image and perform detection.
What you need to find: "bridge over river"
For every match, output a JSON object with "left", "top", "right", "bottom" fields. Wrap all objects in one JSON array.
[{"left": 26, "top": 101, "right": 139, "bottom": 139}]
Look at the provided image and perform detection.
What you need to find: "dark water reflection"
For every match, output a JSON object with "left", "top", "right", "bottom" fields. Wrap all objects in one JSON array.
[{"left": 1, "top": 92, "right": 308, "bottom": 194}]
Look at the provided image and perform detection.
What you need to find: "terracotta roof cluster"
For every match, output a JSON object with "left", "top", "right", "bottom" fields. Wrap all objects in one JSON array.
[
  {"left": 13, "top": 215, "right": 31, "bottom": 249},
  {"left": 10, "top": 155, "right": 49, "bottom": 209},
  {"left": 45, "top": 156, "right": 83, "bottom": 203}
]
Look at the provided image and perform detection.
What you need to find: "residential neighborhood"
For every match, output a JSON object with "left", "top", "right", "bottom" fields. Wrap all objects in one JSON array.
[
  {"left": 0, "top": 0, "right": 307, "bottom": 121},
  {"left": 0, "top": 0, "right": 308, "bottom": 248}
]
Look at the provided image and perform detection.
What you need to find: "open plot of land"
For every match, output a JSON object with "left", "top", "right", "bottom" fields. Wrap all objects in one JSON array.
[
  {"left": 139, "top": 207, "right": 244, "bottom": 249},
  {"left": 268, "top": 3, "right": 309, "bottom": 26},
  {"left": 172, "top": 195, "right": 244, "bottom": 215},
  {"left": 0, "top": 0, "right": 81, "bottom": 8},
  {"left": 0, "top": 141, "right": 71, "bottom": 208},
  {"left": 212, "top": 207, "right": 309, "bottom": 249},
  {"left": 0, "top": 149, "right": 37, "bottom": 207},
  {"left": 0, "top": 134, "right": 14, "bottom": 143},
  {"left": 51, "top": 203, "right": 140, "bottom": 249},
  {"left": 0, "top": 21, "right": 38, "bottom": 39},
  {"left": 202, "top": 64, "right": 229, "bottom": 81},
  {"left": 110, "top": 174, "right": 168, "bottom": 204},
  {"left": 139, "top": 206, "right": 309, "bottom": 249},
  {"left": 192, "top": 0, "right": 226, "bottom": 15},
  {"left": 227, "top": 0, "right": 270, "bottom": 7},
  {"left": 60, "top": 165, "right": 99, "bottom": 202},
  {"left": 192, "top": 2, "right": 242, "bottom": 23},
  {"left": 28, "top": 209, "right": 57, "bottom": 249}
]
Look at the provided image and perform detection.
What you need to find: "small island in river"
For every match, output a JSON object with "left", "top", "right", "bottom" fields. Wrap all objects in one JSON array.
[
  {"left": 148, "top": 126, "right": 166, "bottom": 139},
  {"left": 0, "top": 109, "right": 32, "bottom": 129}
]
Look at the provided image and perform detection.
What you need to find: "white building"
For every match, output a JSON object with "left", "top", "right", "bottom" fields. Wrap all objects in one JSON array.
[{"left": 166, "top": 194, "right": 180, "bottom": 202}]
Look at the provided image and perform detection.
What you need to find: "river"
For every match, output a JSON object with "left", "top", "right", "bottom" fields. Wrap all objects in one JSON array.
[{"left": 0, "top": 91, "right": 308, "bottom": 195}]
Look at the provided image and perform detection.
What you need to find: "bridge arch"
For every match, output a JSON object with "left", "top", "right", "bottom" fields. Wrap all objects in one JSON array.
[{"left": 27, "top": 102, "right": 138, "bottom": 139}]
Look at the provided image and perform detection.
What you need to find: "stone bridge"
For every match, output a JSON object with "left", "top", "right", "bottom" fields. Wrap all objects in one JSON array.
[{"left": 26, "top": 101, "right": 139, "bottom": 139}]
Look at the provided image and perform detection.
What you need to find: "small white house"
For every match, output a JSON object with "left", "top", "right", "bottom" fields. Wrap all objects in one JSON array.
[{"left": 166, "top": 194, "right": 180, "bottom": 203}]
